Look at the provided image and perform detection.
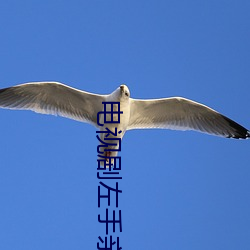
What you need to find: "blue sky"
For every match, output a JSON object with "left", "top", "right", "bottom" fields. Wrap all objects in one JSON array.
[{"left": 0, "top": 1, "right": 249, "bottom": 249}]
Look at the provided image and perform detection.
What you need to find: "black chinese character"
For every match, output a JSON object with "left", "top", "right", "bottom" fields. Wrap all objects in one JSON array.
[
  {"left": 98, "top": 209, "right": 122, "bottom": 235},
  {"left": 98, "top": 182, "right": 122, "bottom": 207}
]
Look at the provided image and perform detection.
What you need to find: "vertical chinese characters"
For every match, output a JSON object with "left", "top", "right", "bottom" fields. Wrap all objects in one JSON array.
[{"left": 96, "top": 102, "right": 123, "bottom": 250}]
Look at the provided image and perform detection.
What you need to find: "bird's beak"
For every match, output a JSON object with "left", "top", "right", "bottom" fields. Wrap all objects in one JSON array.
[{"left": 120, "top": 85, "right": 125, "bottom": 94}]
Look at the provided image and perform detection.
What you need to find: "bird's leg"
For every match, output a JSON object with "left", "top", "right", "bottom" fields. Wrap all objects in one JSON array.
[{"left": 105, "top": 151, "right": 111, "bottom": 161}]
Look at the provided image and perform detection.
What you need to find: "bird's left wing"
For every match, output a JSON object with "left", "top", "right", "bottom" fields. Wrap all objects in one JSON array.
[
  {"left": 128, "top": 97, "right": 249, "bottom": 139},
  {"left": 0, "top": 82, "right": 106, "bottom": 127}
]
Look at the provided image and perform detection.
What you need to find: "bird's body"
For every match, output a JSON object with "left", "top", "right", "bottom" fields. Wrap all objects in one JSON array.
[
  {"left": 97, "top": 87, "right": 131, "bottom": 162},
  {"left": 0, "top": 82, "right": 249, "bottom": 164}
]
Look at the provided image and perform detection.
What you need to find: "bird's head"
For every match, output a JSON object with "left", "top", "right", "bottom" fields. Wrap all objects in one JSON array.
[
  {"left": 109, "top": 84, "right": 130, "bottom": 102},
  {"left": 119, "top": 84, "right": 130, "bottom": 99}
]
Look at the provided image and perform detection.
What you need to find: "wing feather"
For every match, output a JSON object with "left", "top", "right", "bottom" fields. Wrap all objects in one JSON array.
[
  {"left": 0, "top": 82, "right": 106, "bottom": 126},
  {"left": 128, "top": 97, "right": 249, "bottom": 139}
]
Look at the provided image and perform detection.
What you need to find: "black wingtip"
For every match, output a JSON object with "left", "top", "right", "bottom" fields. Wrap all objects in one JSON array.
[{"left": 222, "top": 115, "right": 250, "bottom": 139}]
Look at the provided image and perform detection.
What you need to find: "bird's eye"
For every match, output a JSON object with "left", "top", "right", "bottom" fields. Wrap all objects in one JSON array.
[{"left": 125, "top": 92, "right": 129, "bottom": 97}]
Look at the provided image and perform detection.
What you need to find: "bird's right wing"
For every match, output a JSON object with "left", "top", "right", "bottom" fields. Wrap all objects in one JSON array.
[
  {"left": 128, "top": 97, "right": 249, "bottom": 139},
  {"left": 0, "top": 82, "right": 106, "bottom": 127}
]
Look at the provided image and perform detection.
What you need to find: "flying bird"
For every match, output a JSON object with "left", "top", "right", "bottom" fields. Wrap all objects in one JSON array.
[{"left": 0, "top": 82, "right": 249, "bottom": 164}]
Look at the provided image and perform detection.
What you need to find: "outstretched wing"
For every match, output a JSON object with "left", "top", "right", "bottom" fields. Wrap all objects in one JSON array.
[
  {"left": 0, "top": 82, "right": 106, "bottom": 127},
  {"left": 128, "top": 97, "right": 249, "bottom": 139}
]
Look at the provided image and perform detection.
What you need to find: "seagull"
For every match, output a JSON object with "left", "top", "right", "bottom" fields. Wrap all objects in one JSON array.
[{"left": 0, "top": 82, "right": 249, "bottom": 164}]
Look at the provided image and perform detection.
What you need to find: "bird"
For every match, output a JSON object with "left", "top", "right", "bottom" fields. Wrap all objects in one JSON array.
[{"left": 0, "top": 82, "right": 249, "bottom": 165}]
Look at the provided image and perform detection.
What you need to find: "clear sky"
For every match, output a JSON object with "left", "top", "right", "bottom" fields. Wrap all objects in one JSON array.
[{"left": 0, "top": 1, "right": 249, "bottom": 250}]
